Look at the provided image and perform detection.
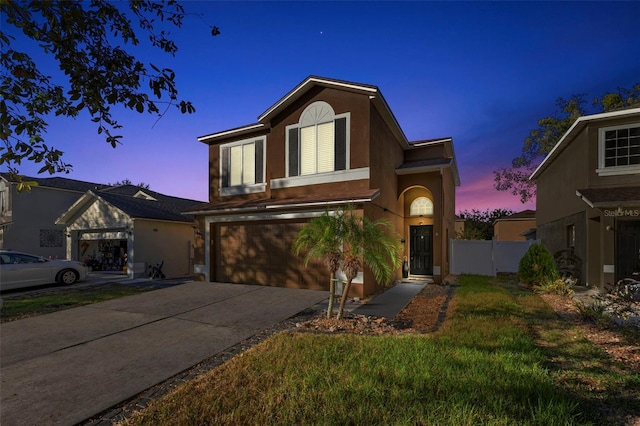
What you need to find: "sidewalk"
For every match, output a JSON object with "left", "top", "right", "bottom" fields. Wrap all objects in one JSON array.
[{"left": 353, "top": 280, "right": 428, "bottom": 318}]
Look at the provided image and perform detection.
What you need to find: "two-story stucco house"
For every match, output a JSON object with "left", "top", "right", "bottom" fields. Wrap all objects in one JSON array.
[
  {"left": 531, "top": 107, "right": 640, "bottom": 288},
  {"left": 188, "top": 76, "right": 459, "bottom": 298},
  {"left": 0, "top": 173, "right": 110, "bottom": 258}
]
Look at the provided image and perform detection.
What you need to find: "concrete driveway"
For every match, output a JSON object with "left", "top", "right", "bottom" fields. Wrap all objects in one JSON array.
[{"left": 0, "top": 282, "right": 328, "bottom": 426}]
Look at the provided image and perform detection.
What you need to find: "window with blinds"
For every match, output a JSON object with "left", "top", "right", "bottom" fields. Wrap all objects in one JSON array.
[
  {"left": 220, "top": 137, "right": 265, "bottom": 190},
  {"left": 287, "top": 101, "right": 349, "bottom": 177}
]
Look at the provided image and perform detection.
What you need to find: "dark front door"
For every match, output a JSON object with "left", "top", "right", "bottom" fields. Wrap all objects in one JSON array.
[
  {"left": 410, "top": 225, "right": 433, "bottom": 275},
  {"left": 616, "top": 220, "right": 640, "bottom": 282}
]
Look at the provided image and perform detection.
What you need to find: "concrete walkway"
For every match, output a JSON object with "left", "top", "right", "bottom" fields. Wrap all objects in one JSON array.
[
  {"left": 0, "top": 282, "right": 328, "bottom": 426},
  {"left": 354, "top": 281, "right": 428, "bottom": 318}
]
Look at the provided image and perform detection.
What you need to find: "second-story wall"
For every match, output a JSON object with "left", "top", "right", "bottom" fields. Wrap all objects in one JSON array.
[
  {"left": 207, "top": 86, "right": 376, "bottom": 204},
  {"left": 536, "top": 126, "right": 590, "bottom": 226},
  {"left": 3, "top": 185, "right": 84, "bottom": 258}
]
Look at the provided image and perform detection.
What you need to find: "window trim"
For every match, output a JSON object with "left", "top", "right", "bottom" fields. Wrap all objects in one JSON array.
[
  {"left": 597, "top": 123, "right": 640, "bottom": 176},
  {"left": 285, "top": 107, "right": 351, "bottom": 178},
  {"left": 219, "top": 136, "right": 267, "bottom": 196}
]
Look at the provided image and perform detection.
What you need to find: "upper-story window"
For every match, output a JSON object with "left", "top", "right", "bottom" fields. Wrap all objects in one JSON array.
[
  {"left": 410, "top": 197, "right": 433, "bottom": 216},
  {"left": 598, "top": 123, "right": 640, "bottom": 176},
  {"left": 286, "top": 101, "right": 349, "bottom": 177},
  {"left": 219, "top": 136, "right": 266, "bottom": 196},
  {"left": 0, "top": 185, "right": 7, "bottom": 216}
]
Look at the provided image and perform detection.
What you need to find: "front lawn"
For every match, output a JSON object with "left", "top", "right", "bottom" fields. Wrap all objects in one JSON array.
[
  {"left": 122, "top": 275, "right": 639, "bottom": 425},
  {"left": 0, "top": 283, "right": 148, "bottom": 322}
]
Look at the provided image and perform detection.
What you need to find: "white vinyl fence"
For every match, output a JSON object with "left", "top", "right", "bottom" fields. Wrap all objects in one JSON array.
[{"left": 450, "top": 239, "right": 538, "bottom": 276}]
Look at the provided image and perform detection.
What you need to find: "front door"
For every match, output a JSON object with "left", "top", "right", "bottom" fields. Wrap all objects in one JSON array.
[
  {"left": 410, "top": 225, "right": 433, "bottom": 276},
  {"left": 616, "top": 220, "right": 640, "bottom": 282}
]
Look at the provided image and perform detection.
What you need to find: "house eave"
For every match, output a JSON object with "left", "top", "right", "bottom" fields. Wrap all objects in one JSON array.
[
  {"left": 530, "top": 107, "right": 640, "bottom": 180},
  {"left": 55, "top": 191, "right": 99, "bottom": 225},
  {"left": 197, "top": 123, "right": 265, "bottom": 144},
  {"left": 258, "top": 76, "right": 379, "bottom": 122}
]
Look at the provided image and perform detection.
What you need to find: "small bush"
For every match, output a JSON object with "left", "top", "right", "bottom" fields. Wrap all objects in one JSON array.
[
  {"left": 534, "top": 277, "right": 575, "bottom": 296},
  {"left": 518, "top": 243, "right": 558, "bottom": 286},
  {"left": 575, "top": 297, "right": 612, "bottom": 327}
]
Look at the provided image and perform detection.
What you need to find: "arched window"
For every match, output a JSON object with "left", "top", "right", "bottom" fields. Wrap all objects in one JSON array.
[
  {"left": 410, "top": 197, "right": 433, "bottom": 216},
  {"left": 286, "top": 101, "right": 349, "bottom": 177}
]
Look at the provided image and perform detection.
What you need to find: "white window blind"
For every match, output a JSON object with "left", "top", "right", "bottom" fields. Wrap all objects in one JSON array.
[
  {"left": 243, "top": 143, "right": 255, "bottom": 184},
  {"left": 230, "top": 144, "right": 243, "bottom": 186},
  {"left": 317, "top": 121, "right": 335, "bottom": 173},
  {"left": 300, "top": 125, "right": 316, "bottom": 175}
]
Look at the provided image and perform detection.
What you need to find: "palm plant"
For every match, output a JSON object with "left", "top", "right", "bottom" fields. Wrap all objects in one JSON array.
[
  {"left": 292, "top": 208, "right": 345, "bottom": 318},
  {"left": 336, "top": 209, "right": 403, "bottom": 320}
]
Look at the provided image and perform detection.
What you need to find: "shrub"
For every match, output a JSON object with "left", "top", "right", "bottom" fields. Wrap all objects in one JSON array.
[
  {"left": 575, "top": 297, "right": 612, "bottom": 327},
  {"left": 533, "top": 277, "right": 575, "bottom": 296},
  {"left": 518, "top": 243, "right": 558, "bottom": 286}
]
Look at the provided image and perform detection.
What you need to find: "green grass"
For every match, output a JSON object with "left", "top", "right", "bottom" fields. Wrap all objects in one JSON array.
[
  {"left": 122, "top": 274, "right": 640, "bottom": 425},
  {"left": 0, "top": 283, "right": 148, "bottom": 322}
]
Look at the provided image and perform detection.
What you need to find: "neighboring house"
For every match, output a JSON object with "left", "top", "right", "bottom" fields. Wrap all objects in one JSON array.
[
  {"left": 493, "top": 210, "right": 536, "bottom": 241},
  {"left": 56, "top": 185, "right": 201, "bottom": 279},
  {"left": 187, "top": 76, "right": 460, "bottom": 298},
  {"left": 0, "top": 173, "right": 109, "bottom": 259},
  {"left": 531, "top": 107, "right": 640, "bottom": 288}
]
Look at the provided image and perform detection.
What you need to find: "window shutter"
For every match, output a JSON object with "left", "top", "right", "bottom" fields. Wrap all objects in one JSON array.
[
  {"left": 288, "top": 127, "right": 299, "bottom": 177},
  {"left": 335, "top": 117, "right": 347, "bottom": 170},
  {"left": 221, "top": 146, "right": 230, "bottom": 188},
  {"left": 255, "top": 139, "right": 264, "bottom": 183}
]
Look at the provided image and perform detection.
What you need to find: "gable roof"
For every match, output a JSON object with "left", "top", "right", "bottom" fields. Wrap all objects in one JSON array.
[
  {"left": 197, "top": 76, "right": 410, "bottom": 147},
  {"left": 56, "top": 187, "right": 202, "bottom": 225},
  {"left": 530, "top": 107, "right": 640, "bottom": 180},
  {"left": 96, "top": 191, "right": 197, "bottom": 222}
]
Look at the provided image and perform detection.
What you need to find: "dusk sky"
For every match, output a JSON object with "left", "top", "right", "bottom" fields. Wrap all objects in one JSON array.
[{"left": 5, "top": 1, "right": 640, "bottom": 213}]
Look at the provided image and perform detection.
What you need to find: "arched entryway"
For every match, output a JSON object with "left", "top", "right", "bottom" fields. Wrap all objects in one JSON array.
[{"left": 401, "top": 187, "right": 436, "bottom": 277}]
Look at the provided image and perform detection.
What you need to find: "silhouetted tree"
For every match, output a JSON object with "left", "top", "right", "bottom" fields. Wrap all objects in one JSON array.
[
  {"left": 456, "top": 208, "right": 514, "bottom": 240},
  {"left": 1, "top": 1, "right": 219, "bottom": 185},
  {"left": 494, "top": 84, "right": 640, "bottom": 203}
]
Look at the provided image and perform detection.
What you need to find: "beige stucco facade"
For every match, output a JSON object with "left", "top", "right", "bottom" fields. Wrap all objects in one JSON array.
[
  {"left": 57, "top": 190, "right": 197, "bottom": 279},
  {"left": 493, "top": 211, "right": 536, "bottom": 242}
]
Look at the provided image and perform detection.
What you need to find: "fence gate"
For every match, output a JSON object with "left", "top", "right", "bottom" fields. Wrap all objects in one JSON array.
[{"left": 450, "top": 239, "right": 537, "bottom": 276}]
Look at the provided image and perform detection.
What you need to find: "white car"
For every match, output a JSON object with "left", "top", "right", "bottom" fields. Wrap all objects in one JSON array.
[{"left": 0, "top": 250, "right": 89, "bottom": 291}]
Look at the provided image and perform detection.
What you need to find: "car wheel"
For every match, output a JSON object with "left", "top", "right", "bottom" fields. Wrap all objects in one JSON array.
[{"left": 58, "top": 269, "right": 79, "bottom": 285}]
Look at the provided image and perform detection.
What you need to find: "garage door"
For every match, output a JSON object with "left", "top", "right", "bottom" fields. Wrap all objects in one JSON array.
[{"left": 213, "top": 221, "right": 326, "bottom": 290}]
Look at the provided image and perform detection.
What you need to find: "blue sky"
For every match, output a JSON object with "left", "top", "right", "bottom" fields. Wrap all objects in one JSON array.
[{"left": 6, "top": 1, "right": 640, "bottom": 212}]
